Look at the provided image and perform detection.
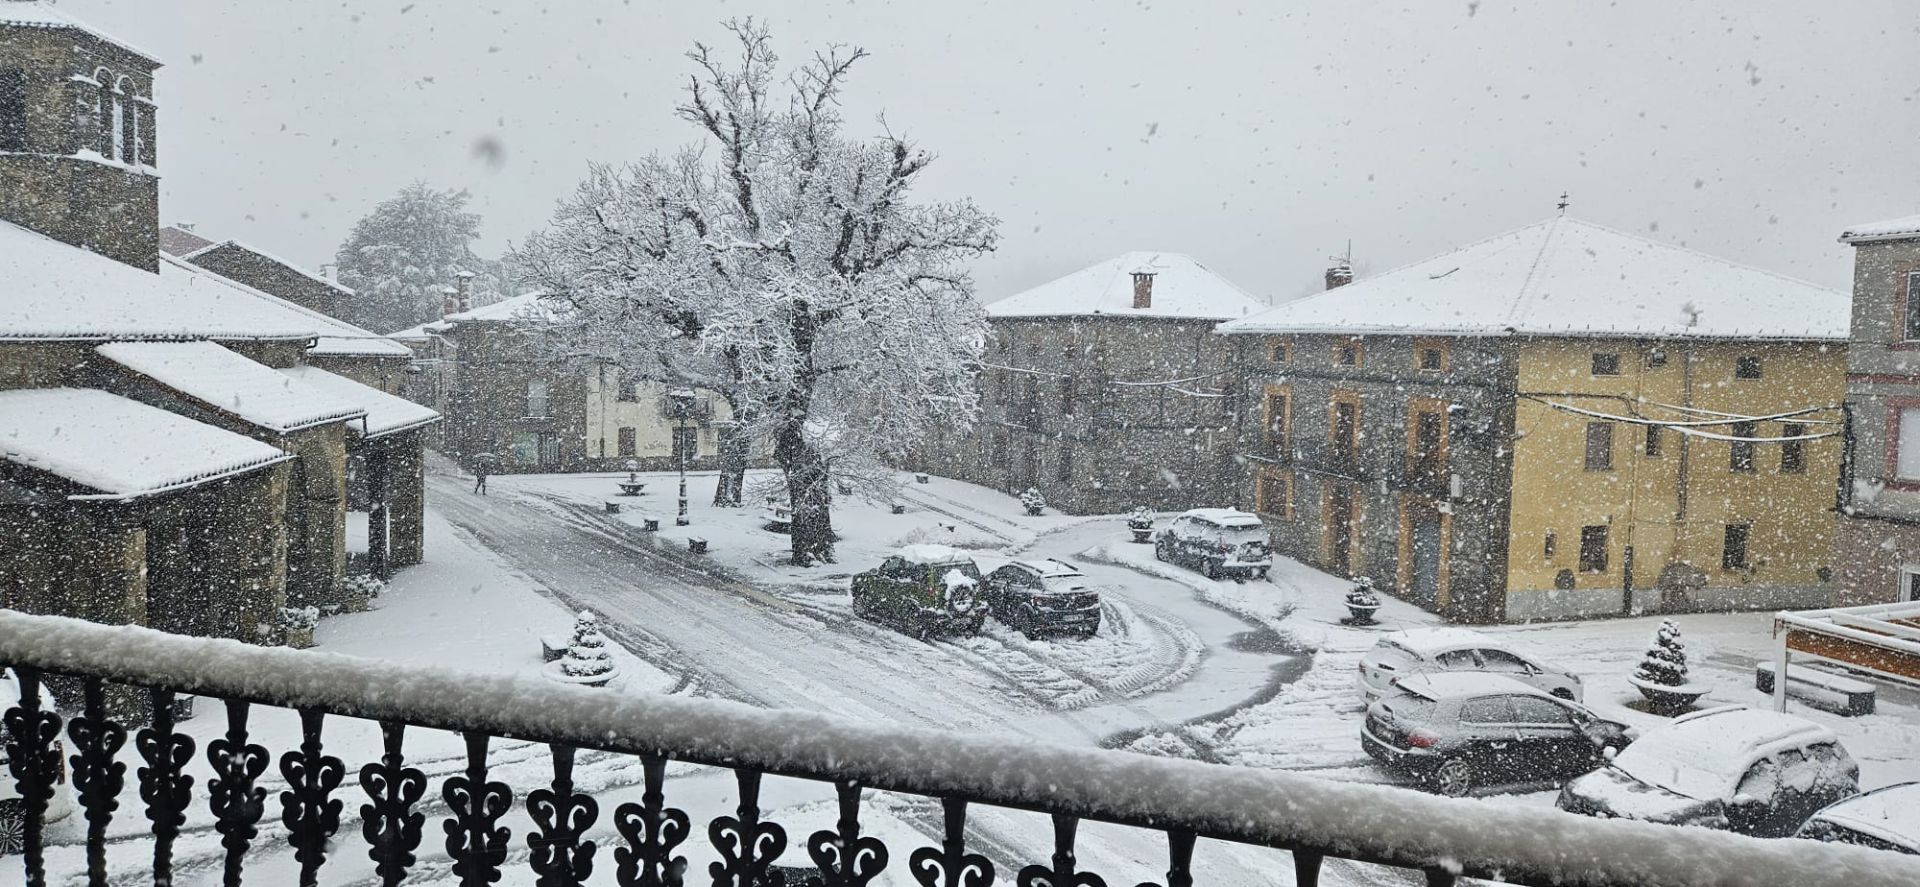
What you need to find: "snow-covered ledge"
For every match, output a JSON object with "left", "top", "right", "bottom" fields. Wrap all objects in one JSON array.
[{"left": 0, "top": 610, "right": 1909, "bottom": 886}]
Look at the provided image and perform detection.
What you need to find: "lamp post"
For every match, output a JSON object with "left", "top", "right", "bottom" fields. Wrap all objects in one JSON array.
[{"left": 669, "top": 388, "right": 696, "bottom": 526}]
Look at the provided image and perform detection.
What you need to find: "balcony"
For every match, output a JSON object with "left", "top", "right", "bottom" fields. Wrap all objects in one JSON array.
[{"left": 0, "top": 609, "right": 1907, "bottom": 887}]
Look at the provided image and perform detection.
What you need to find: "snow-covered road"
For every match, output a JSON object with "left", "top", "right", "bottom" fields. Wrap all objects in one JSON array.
[{"left": 430, "top": 474, "right": 1300, "bottom": 747}]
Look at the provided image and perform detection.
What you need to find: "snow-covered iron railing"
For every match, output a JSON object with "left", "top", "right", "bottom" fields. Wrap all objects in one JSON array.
[{"left": 1, "top": 610, "right": 1911, "bottom": 887}]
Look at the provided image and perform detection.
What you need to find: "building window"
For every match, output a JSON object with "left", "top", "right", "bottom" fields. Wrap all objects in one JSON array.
[
  {"left": 672, "top": 427, "right": 698, "bottom": 464},
  {"left": 1730, "top": 421, "right": 1756, "bottom": 472},
  {"left": 617, "top": 427, "right": 637, "bottom": 456},
  {"left": 617, "top": 378, "right": 639, "bottom": 402},
  {"left": 1899, "top": 409, "right": 1920, "bottom": 479},
  {"left": 0, "top": 68, "right": 26, "bottom": 152},
  {"left": 1418, "top": 348, "right": 1443, "bottom": 371},
  {"left": 1578, "top": 526, "right": 1609, "bottom": 573},
  {"left": 1332, "top": 400, "right": 1359, "bottom": 461},
  {"left": 1271, "top": 341, "right": 1291, "bottom": 362},
  {"left": 1411, "top": 410, "right": 1444, "bottom": 468},
  {"left": 525, "top": 380, "right": 550, "bottom": 417},
  {"left": 1780, "top": 423, "right": 1805, "bottom": 473},
  {"left": 1543, "top": 531, "right": 1556, "bottom": 558},
  {"left": 1335, "top": 339, "right": 1363, "bottom": 367},
  {"left": 1722, "top": 523, "right": 1751, "bottom": 570},
  {"left": 1060, "top": 376, "right": 1076, "bottom": 415},
  {"left": 1907, "top": 272, "right": 1920, "bottom": 341},
  {"left": 1414, "top": 339, "right": 1448, "bottom": 372},
  {"left": 1646, "top": 350, "right": 1669, "bottom": 368},
  {"left": 1264, "top": 389, "right": 1290, "bottom": 453},
  {"left": 1734, "top": 356, "right": 1763, "bottom": 380},
  {"left": 1591, "top": 353, "right": 1621, "bottom": 376},
  {"left": 1257, "top": 471, "right": 1293, "bottom": 517},
  {"left": 1644, "top": 424, "right": 1663, "bottom": 458},
  {"left": 1584, "top": 422, "right": 1614, "bottom": 471},
  {"left": 1057, "top": 444, "right": 1074, "bottom": 482}
]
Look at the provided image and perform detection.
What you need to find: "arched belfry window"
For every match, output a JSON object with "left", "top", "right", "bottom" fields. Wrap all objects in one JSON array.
[
  {"left": 116, "top": 77, "right": 138, "bottom": 164},
  {"left": 94, "top": 73, "right": 114, "bottom": 157}
]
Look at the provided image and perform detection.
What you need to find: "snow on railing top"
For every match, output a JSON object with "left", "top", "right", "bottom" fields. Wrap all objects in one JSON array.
[{"left": 0, "top": 610, "right": 1911, "bottom": 887}]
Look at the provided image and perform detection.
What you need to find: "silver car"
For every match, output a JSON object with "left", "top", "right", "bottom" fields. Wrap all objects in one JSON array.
[{"left": 1358, "top": 627, "right": 1583, "bottom": 702}]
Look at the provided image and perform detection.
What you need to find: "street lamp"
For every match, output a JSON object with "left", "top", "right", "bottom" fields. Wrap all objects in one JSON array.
[{"left": 669, "top": 388, "right": 696, "bottom": 526}]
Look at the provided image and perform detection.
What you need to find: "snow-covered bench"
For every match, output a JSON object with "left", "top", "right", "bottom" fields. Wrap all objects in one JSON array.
[
  {"left": 1755, "top": 661, "right": 1876, "bottom": 716},
  {"left": 604, "top": 500, "right": 623, "bottom": 514},
  {"left": 688, "top": 537, "right": 709, "bottom": 554}
]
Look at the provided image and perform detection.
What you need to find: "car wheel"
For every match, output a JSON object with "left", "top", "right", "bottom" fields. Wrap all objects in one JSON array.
[
  {"left": 1154, "top": 540, "right": 1171, "bottom": 562},
  {"left": 0, "top": 800, "right": 23, "bottom": 856},
  {"left": 1430, "top": 759, "right": 1475, "bottom": 798}
]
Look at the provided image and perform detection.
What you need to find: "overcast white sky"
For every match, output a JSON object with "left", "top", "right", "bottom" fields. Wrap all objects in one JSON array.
[{"left": 63, "top": 0, "right": 1920, "bottom": 304}]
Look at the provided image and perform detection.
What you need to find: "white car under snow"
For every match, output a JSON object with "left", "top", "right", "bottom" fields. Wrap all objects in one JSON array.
[{"left": 1356, "top": 627, "right": 1583, "bottom": 702}]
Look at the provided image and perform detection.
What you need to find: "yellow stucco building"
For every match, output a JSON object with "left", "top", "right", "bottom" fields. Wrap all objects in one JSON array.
[{"left": 1222, "top": 217, "right": 1851, "bottom": 621}]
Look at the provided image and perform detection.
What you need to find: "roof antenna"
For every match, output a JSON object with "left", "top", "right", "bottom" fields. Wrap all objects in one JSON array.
[{"left": 1557, "top": 192, "right": 1571, "bottom": 215}]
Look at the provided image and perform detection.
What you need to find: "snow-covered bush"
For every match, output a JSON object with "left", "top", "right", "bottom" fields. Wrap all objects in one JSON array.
[
  {"left": 279, "top": 605, "right": 320, "bottom": 632},
  {"left": 343, "top": 574, "right": 387, "bottom": 601},
  {"left": 559, "top": 611, "right": 616, "bottom": 680},
  {"left": 1020, "top": 488, "right": 1047, "bottom": 516},
  {"left": 1127, "top": 506, "right": 1154, "bottom": 530},
  {"left": 1345, "top": 579, "right": 1381, "bottom": 611},
  {"left": 1633, "top": 619, "right": 1690, "bottom": 687}
]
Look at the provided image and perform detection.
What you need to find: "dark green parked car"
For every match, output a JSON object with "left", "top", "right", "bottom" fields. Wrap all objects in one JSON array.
[{"left": 850, "top": 544, "right": 988, "bottom": 638}]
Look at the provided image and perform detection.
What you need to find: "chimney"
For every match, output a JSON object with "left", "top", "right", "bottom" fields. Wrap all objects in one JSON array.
[
  {"left": 440, "top": 285, "right": 461, "bottom": 319},
  {"left": 455, "top": 269, "right": 476, "bottom": 312},
  {"left": 1131, "top": 271, "right": 1156, "bottom": 309},
  {"left": 1325, "top": 259, "right": 1353, "bottom": 291},
  {"left": 175, "top": 220, "right": 196, "bottom": 233}
]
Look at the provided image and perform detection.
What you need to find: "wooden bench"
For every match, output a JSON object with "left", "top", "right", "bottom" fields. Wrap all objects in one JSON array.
[
  {"left": 641, "top": 517, "right": 660, "bottom": 532},
  {"left": 1756, "top": 661, "right": 1876, "bottom": 716},
  {"left": 604, "top": 501, "right": 622, "bottom": 514},
  {"left": 688, "top": 537, "right": 709, "bottom": 554}
]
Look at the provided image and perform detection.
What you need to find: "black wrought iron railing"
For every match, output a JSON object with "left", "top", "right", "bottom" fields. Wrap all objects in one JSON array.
[{"left": 1, "top": 609, "right": 1912, "bottom": 887}]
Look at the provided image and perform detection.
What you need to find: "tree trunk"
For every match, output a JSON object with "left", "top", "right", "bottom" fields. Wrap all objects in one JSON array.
[
  {"left": 711, "top": 421, "right": 750, "bottom": 507},
  {"left": 775, "top": 423, "right": 835, "bottom": 566}
]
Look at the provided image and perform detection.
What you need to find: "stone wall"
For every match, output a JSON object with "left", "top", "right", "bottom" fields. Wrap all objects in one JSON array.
[
  {"left": 186, "top": 244, "right": 352, "bottom": 318},
  {"left": 916, "top": 316, "right": 1240, "bottom": 515}
]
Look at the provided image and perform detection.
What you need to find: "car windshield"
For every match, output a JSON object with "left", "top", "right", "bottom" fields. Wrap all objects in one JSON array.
[{"left": 1611, "top": 727, "right": 1747, "bottom": 800}]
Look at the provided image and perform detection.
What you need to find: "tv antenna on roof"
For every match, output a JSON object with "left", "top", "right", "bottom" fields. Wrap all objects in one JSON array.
[{"left": 1557, "top": 192, "right": 1571, "bottom": 215}]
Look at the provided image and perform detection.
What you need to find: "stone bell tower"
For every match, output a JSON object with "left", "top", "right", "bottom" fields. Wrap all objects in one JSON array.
[{"left": 0, "top": 1, "right": 162, "bottom": 271}]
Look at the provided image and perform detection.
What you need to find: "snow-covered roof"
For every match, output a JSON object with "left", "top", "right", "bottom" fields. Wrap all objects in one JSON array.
[
  {"left": 1809, "top": 782, "right": 1920, "bottom": 849},
  {"left": 1391, "top": 672, "right": 1548, "bottom": 701},
  {"left": 387, "top": 318, "right": 450, "bottom": 342},
  {"left": 179, "top": 239, "right": 356, "bottom": 296},
  {"left": 0, "top": 0, "right": 160, "bottom": 65},
  {"left": 987, "top": 252, "right": 1266, "bottom": 321},
  {"left": 96, "top": 341, "right": 366, "bottom": 434},
  {"left": 1381, "top": 626, "right": 1495, "bottom": 656},
  {"left": 1178, "top": 507, "right": 1263, "bottom": 527},
  {"left": 443, "top": 291, "right": 567, "bottom": 325},
  {"left": 278, "top": 365, "right": 440, "bottom": 439},
  {"left": 895, "top": 544, "right": 975, "bottom": 566},
  {"left": 158, "top": 254, "right": 410, "bottom": 358},
  {"left": 0, "top": 388, "right": 290, "bottom": 500},
  {"left": 0, "top": 220, "right": 318, "bottom": 344},
  {"left": 1839, "top": 213, "right": 1920, "bottom": 245},
  {"left": 157, "top": 224, "right": 214, "bottom": 257},
  {"left": 1218, "top": 217, "right": 1848, "bottom": 341}
]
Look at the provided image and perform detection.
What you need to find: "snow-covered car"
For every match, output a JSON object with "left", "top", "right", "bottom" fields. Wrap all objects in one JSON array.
[
  {"left": 1796, "top": 782, "right": 1920, "bottom": 855},
  {"left": 983, "top": 559, "right": 1103, "bottom": 638},
  {"left": 1152, "top": 508, "right": 1272, "bottom": 580},
  {"left": 849, "top": 544, "right": 988, "bottom": 638},
  {"left": 1556, "top": 706, "right": 1859, "bottom": 838},
  {"left": 1357, "top": 627, "right": 1583, "bottom": 702},
  {"left": 1361, "top": 672, "right": 1632, "bottom": 797},
  {"left": 1, "top": 668, "right": 73, "bottom": 856}
]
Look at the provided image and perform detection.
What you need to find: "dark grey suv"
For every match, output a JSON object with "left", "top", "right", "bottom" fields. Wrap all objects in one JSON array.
[
  {"left": 983, "top": 559, "right": 1102, "bottom": 638},
  {"left": 1362, "top": 672, "right": 1633, "bottom": 797}
]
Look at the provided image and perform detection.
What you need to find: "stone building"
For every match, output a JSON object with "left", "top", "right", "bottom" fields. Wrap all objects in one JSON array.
[
  {"left": 400, "top": 292, "right": 746, "bottom": 473},
  {"left": 161, "top": 222, "right": 360, "bottom": 320},
  {"left": 1831, "top": 213, "right": 1920, "bottom": 605},
  {"left": 916, "top": 252, "right": 1266, "bottom": 514},
  {"left": 0, "top": 2, "right": 440, "bottom": 662},
  {"left": 0, "top": 1, "right": 160, "bottom": 270},
  {"left": 1220, "top": 217, "right": 1849, "bottom": 623}
]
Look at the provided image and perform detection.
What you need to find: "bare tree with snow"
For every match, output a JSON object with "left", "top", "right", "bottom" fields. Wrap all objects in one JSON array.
[{"left": 516, "top": 20, "right": 998, "bottom": 565}]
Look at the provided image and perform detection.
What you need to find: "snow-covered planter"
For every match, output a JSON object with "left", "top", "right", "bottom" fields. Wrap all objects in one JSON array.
[
  {"left": 1019, "top": 487, "right": 1047, "bottom": 517},
  {"left": 342, "top": 574, "right": 387, "bottom": 611},
  {"left": 1342, "top": 578, "right": 1383, "bottom": 626},
  {"left": 1127, "top": 506, "right": 1155, "bottom": 543},
  {"left": 1629, "top": 619, "right": 1709, "bottom": 713},
  {"left": 543, "top": 610, "right": 620, "bottom": 689},
  {"left": 279, "top": 606, "right": 320, "bottom": 649}
]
